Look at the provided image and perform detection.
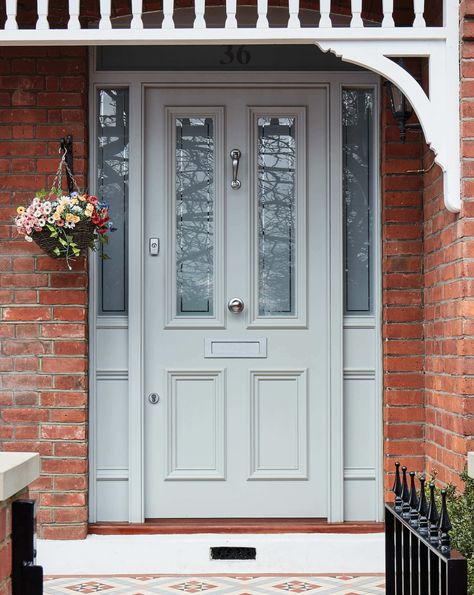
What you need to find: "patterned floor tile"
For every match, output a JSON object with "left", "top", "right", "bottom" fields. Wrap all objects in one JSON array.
[{"left": 44, "top": 575, "right": 385, "bottom": 595}]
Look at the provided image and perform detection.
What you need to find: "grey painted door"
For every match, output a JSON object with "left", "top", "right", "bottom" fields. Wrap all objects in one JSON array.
[{"left": 144, "top": 87, "right": 328, "bottom": 518}]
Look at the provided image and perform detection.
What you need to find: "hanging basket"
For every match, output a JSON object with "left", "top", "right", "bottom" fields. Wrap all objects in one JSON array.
[{"left": 31, "top": 219, "right": 95, "bottom": 259}]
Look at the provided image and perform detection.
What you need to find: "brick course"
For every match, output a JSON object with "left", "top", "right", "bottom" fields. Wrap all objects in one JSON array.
[{"left": 0, "top": 47, "right": 89, "bottom": 539}]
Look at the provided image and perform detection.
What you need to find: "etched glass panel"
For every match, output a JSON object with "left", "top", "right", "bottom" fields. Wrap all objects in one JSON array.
[
  {"left": 342, "top": 89, "right": 374, "bottom": 314},
  {"left": 175, "top": 117, "right": 215, "bottom": 317},
  {"left": 257, "top": 117, "right": 296, "bottom": 316},
  {"left": 97, "top": 88, "right": 129, "bottom": 314}
]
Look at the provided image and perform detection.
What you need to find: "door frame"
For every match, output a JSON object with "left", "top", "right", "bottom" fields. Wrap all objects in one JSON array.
[{"left": 88, "top": 63, "right": 382, "bottom": 524}]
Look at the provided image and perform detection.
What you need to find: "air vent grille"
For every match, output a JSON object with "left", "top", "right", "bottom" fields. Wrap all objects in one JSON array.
[{"left": 210, "top": 546, "right": 256, "bottom": 560}]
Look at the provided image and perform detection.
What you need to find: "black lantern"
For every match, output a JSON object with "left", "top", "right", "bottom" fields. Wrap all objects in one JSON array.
[
  {"left": 386, "top": 82, "right": 414, "bottom": 142},
  {"left": 386, "top": 66, "right": 422, "bottom": 142}
]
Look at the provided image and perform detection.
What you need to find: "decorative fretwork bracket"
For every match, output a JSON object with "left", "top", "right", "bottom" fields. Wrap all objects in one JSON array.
[{"left": 318, "top": 23, "right": 460, "bottom": 213}]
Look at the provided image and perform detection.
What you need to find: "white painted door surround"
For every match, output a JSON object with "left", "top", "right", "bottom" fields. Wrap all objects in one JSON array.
[{"left": 144, "top": 87, "right": 328, "bottom": 518}]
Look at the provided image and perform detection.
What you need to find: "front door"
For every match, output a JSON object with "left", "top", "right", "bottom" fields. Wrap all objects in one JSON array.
[{"left": 144, "top": 86, "right": 329, "bottom": 518}]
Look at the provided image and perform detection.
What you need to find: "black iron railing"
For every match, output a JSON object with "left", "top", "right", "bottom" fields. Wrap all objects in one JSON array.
[{"left": 385, "top": 462, "right": 468, "bottom": 595}]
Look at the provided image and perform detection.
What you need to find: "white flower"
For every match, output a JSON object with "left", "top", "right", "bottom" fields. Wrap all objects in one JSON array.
[
  {"left": 34, "top": 209, "right": 42, "bottom": 218},
  {"left": 47, "top": 216, "right": 55, "bottom": 224},
  {"left": 25, "top": 235, "right": 33, "bottom": 242},
  {"left": 38, "top": 218, "right": 46, "bottom": 227},
  {"left": 43, "top": 205, "right": 52, "bottom": 215},
  {"left": 64, "top": 221, "right": 75, "bottom": 229}
]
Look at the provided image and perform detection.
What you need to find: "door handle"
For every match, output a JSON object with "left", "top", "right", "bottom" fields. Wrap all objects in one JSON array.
[
  {"left": 228, "top": 297, "right": 244, "bottom": 313},
  {"left": 230, "top": 149, "right": 241, "bottom": 190}
]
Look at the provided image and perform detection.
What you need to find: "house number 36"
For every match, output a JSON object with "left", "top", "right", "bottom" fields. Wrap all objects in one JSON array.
[{"left": 220, "top": 45, "right": 252, "bottom": 65}]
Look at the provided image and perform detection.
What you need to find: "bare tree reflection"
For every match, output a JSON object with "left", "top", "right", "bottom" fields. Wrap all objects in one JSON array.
[
  {"left": 258, "top": 117, "right": 296, "bottom": 316},
  {"left": 175, "top": 118, "right": 214, "bottom": 316},
  {"left": 97, "top": 89, "right": 129, "bottom": 313},
  {"left": 342, "top": 90, "right": 373, "bottom": 313}
]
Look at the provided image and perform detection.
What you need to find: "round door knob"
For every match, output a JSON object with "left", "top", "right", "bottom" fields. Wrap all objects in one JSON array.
[{"left": 228, "top": 297, "right": 244, "bottom": 314}]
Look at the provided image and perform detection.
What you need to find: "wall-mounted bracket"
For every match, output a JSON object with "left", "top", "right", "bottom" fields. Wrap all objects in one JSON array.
[{"left": 60, "top": 135, "right": 74, "bottom": 194}]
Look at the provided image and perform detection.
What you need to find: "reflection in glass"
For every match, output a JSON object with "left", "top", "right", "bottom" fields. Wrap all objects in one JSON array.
[
  {"left": 257, "top": 117, "right": 296, "bottom": 316},
  {"left": 175, "top": 118, "right": 215, "bottom": 316},
  {"left": 342, "top": 89, "right": 374, "bottom": 314},
  {"left": 97, "top": 88, "right": 129, "bottom": 314}
]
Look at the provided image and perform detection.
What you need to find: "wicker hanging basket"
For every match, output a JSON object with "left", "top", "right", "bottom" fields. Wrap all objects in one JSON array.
[{"left": 31, "top": 219, "right": 95, "bottom": 259}]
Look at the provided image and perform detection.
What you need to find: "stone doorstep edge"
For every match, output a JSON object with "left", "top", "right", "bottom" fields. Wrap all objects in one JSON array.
[
  {"left": 0, "top": 452, "right": 40, "bottom": 502},
  {"left": 468, "top": 452, "right": 474, "bottom": 480}
]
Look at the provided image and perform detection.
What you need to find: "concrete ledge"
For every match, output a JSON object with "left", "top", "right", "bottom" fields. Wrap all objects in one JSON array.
[
  {"left": 468, "top": 452, "right": 474, "bottom": 479},
  {"left": 0, "top": 452, "right": 40, "bottom": 501}
]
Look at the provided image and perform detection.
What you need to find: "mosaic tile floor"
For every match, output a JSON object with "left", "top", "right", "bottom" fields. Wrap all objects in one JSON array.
[{"left": 44, "top": 575, "right": 385, "bottom": 594}]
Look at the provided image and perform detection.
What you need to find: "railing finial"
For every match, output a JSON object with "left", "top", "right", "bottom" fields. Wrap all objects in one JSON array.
[
  {"left": 417, "top": 474, "right": 429, "bottom": 536},
  {"left": 401, "top": 466, "right": 410, "bottom": 519},
  {"left": 438, "top": 489, "right": 452, "bottom": 553},
  {"left": 428, "top": 482, "right": 440, "bottom": 545},
  {"left": 392, "top": 462, "right": 403, "bottom": 512},
  {"left": 408, "top": 471, "right": 419, "bottom": 527}
]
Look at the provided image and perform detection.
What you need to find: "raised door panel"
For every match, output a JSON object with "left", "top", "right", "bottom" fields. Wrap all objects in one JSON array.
[
  {"left": 166, "top": 370, "right": 225, "bottom": 480},
  {"left": 250, "top": 370, "right": 307, "bottom": 479}
]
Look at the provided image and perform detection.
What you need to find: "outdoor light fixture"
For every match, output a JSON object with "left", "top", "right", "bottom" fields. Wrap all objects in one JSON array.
[{"left": 386, "top": 81, "right": 422, "bottom": 143}]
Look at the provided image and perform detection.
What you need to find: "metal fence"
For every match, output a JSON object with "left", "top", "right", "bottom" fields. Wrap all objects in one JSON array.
[{"left": 385, "top": 462, "right": 468, "bottom": 595}]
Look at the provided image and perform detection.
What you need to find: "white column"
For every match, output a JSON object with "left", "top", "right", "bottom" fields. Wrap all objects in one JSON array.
[
  {"left": 131, "top": 0, "right": 143, "bottom": 29},
  {"left": 37, "top": 0, "right": 50, "bottom": 29},
  {"left": 5, "top": 0, "right": 18, "bottom": 30},
  {"left": 68, "top": 0, "right": 81, "bottom": 30},
  {"left": 319, "top": 0, "right": 332, "bottom": 28},
  {"left": 162, "top": 0, "right": 175, "bottom": 29},
  {"left": 99, "top": 0, "right": 112, "bottom": 29},
  {"left": 413, "top": 0, "right": 426, "bottom": 27},
  {"left": 256, "top": 0, "right": 269, "bottom": 29},
  {"left": 288, "top": 0, "right": 300, "bottom": 28},
  {"left": 350, "top": 0, "right": 363, "bottom": 27},
  {"left": 225, "top": 0, "right": 237, "bottom": 28},
  {"left": 382, "top": 0, "right": 394, "bottom": 27},
  {"left": 194, "top": 0, "right": 206, "bottom": 29}
]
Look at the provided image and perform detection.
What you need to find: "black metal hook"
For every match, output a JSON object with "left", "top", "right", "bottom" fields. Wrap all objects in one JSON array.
[{"left": 60, "top": 135, "right": 74, "bottom": 194}]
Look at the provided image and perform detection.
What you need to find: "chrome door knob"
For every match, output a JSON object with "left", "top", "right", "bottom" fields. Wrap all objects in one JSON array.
[{"left": 228, "top": 297, "right": 244, "bottom": 314}]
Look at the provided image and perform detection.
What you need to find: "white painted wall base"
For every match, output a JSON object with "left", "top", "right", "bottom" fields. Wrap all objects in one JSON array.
[{"left": 37, "top": 533, "right": 385, "bottom": 575}]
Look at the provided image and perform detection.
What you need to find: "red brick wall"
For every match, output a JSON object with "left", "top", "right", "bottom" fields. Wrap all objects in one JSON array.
[
  {"left": 420, "top": 0, "right": 474, "bottom": 486},
  {"left": 381, "top": 71, "right": 426, "bottom": 494},
  {"left": 0, "top": 47, "right": 89, "bottom": 539},
  {"left": 0, "top": 497, "right": 12, "bottom": 595},
  {"left": 0, "top": 489, "right": 27, "bottom": 595}
]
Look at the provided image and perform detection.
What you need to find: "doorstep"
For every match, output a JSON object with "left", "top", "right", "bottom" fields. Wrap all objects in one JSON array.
[
  {"left": 89, "top": 519, "right": 384, "bottom": 535},
  {"left": 37, "top": 533, "right": 385, "bottom": 576},
  {"left": 43, "top": 574, "right": 386, "bottom": 594}
]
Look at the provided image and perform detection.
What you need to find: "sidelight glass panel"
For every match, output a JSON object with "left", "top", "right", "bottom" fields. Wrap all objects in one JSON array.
[
  {"left": 257, "top": 116, "right": 296, "bottom": 316},
  {"left": 175, "top": 117, "right": 215, "bottom": 317},
  {"left": 342, "top": 89, "right": 374, "bottom": 314},
  {"left": 97, "top": 88, "right": 129, "bottom": 314}
]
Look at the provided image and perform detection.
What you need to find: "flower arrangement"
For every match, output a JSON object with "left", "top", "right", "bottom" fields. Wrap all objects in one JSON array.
[{"left": 15, "top": 190, "right": 113, "bottom": 268}]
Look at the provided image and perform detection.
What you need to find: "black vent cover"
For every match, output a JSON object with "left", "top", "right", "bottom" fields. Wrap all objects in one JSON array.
[{"left": 210, "top": 546, "right": 256, "bottom": 560}]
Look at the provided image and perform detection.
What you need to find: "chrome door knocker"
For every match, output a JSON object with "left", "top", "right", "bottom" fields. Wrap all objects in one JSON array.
[{"left": 230, "top": 149, "right": 241, "bottom": 190}]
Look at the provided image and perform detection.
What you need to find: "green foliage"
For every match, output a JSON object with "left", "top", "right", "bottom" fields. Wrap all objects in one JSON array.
[{"left": 443, "top": 471, "right": 474, "bottom": 595}]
